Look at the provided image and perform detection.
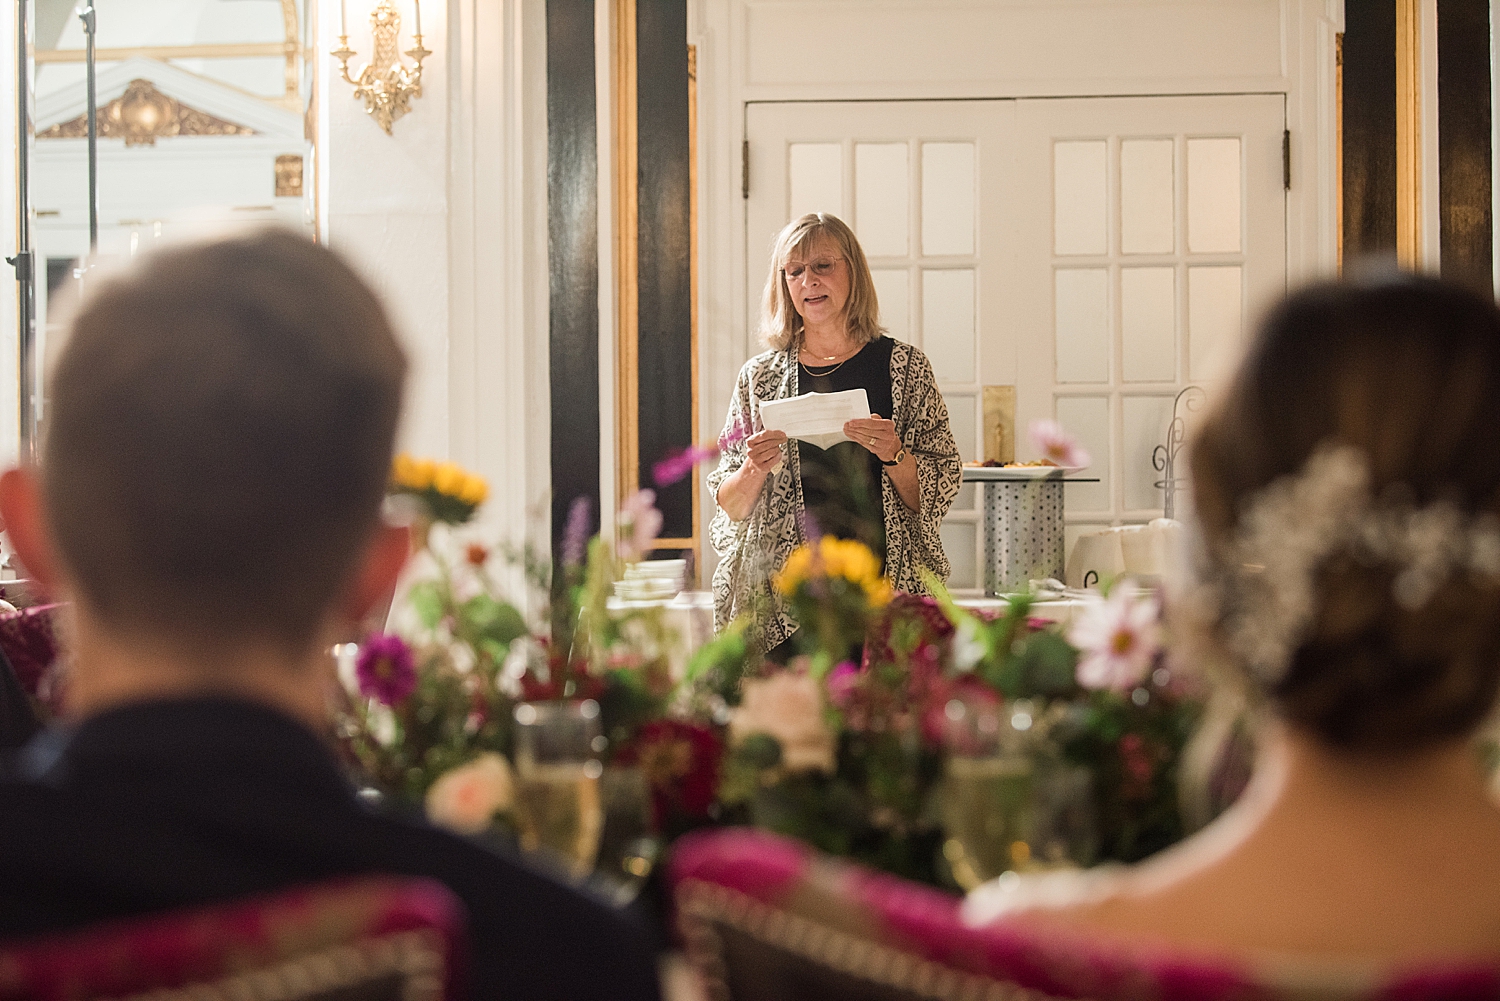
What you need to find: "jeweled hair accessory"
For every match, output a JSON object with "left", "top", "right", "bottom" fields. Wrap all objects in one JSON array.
[{"left": 1203, "top": 444, "right": 1500, "bottom": 683}]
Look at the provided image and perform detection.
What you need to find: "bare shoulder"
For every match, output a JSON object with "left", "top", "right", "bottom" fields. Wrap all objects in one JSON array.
[{"left": 963, "top": 818, "right": 1500, "bottom": 961}]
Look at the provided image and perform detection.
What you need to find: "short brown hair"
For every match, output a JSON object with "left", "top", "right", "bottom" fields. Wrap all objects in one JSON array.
[
  {"left": 1189, "top": 274, "right": 1500, "bottom": 752},
  {"left": 758, "top": 213, "right": 885, "bottom": 351},
  {"left": 43, "top": 230, "right": 407, "bottom": 650}
]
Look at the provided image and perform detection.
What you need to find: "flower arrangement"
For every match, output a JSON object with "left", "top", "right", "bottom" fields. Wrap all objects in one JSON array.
[
  {"left": 774, "top": 534, "right": 892, "bottom": 668},
  {"left": 701, "top": 557, "right": 1202, "bottom": 885},
  {"left": 337, "top": 454, "right": 690, "bottom": 853},
  {"left": 335, "top": 443, "right": 1204, "bottom": 894},
  {"left": 336, "top": 459, "right": 528, "bottom": 812}
]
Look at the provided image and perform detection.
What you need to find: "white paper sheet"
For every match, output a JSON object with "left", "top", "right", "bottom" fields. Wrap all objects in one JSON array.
[{"left": 758, "top": 388, "right": 871, "bottom": 450}]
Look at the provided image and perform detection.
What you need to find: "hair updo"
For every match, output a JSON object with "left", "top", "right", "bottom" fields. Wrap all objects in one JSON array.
[{"left": 1188, "top": 274, "right": 1500, "bottom": 753}]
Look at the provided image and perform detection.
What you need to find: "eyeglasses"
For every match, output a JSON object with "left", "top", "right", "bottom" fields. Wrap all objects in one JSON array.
[{"left": 782, "top": 257, "right": 843, "bottom": 283}]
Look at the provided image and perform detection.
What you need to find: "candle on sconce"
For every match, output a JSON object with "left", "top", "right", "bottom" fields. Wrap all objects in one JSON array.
[
  {"left": 413, "top": 0, "right": 421, "bottom": 36},
  {"left": 339, "top": 0, "right": 347, "bottom": 35}
]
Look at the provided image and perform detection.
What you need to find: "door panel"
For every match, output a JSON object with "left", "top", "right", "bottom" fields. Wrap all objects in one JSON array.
[
  {"left": 1011, "top": 96, "right": 1287, "bottom": 551},
  {"left": 744, "top": 95, "right": 1285, "bottom": 591}
]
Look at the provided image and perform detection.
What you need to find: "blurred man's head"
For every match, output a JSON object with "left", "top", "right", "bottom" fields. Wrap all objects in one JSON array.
[{"left": 21, "top": 230, "right": 407, "bottom": 656}]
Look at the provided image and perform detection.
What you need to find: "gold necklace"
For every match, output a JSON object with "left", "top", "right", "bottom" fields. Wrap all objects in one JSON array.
[
  {"left": 801, "top": 356, "right": 848, "bottom": 376},
  {"left": 799, "top": 337, "right": 857, "bottom": 372}
]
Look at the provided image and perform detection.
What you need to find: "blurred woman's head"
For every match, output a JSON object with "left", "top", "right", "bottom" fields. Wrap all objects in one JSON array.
[
  {"left": 1188, "top": 274, "right": 1500, "bottom": 753},
  {"left": 759, "top": 213, "right": 884, "bottom": 351}
]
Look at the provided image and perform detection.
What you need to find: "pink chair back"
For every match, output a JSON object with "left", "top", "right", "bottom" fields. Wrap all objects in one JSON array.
[
  {"left": 0, "top": 876, "right": 467, "bottom": 1001},
  {"left": 0, "top": 602, "right": 61, "bottom": 701},
  {"left": 669, "top": 827, "right": 1500, "bottom": 1001}
]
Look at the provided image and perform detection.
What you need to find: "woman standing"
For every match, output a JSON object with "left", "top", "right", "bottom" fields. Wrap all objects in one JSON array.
[{"left": 708, "top": 213, "right": 961, "bottom": 655}]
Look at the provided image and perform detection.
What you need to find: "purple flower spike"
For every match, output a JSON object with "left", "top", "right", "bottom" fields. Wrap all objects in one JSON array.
[
  {"left": 562, "top": 496, "right": 592, "bottom": 568},
  {"left": 356, "top": 634, "right": 418, "bottom": 706},
  {"left": 652, "top": 444, "right": 719, "bottom": 488}
]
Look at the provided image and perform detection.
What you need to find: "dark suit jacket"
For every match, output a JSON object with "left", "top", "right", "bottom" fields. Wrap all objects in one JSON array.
[
  {"left": 0, "top": 648, "right": 39, "bottom": 751},
  {"left": 0, "top": 697, "right": 662, "bottom": 1001}
]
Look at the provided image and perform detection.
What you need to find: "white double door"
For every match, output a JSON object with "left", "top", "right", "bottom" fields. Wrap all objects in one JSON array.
[{"left": 745, "top": 95, "right": 1286, "bottom": 591}]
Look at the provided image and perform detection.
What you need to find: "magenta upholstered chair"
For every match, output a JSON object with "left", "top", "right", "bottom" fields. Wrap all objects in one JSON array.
[
  {"left": 0, "top": 602, "right": 62, "bottom": 702},
  {"left": 669, "top": 827, "right": 1500, "bottom": 1001},
  {"left": 0, "top": 602, "right": 60, "bottom": 749},
  {"left": 0, "top": 876, "right": 466, "bottom": 1001}
]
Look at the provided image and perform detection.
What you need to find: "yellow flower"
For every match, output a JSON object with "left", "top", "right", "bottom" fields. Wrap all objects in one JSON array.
[
  {"left": 773, "top": 537, "right": 888, "bottom": 603},
  {"left": 432, "top": 462, "right": 467, "bottom": 499},
  {"left": 391, "top": 453, "right": 436, "bottom": 491},
  {"left": 774, "top": 544, "right": 814, "bottom": 596},
  {"left": 458, "top": 473, "right": 489, "bottom": 506}
]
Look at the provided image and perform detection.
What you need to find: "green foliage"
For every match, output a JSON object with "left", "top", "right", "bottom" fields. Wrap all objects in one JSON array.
[
  {"left": 685, "top": 618, "right": 752, "bottom": 705},
  {"left": 1061, "top": 683, "right": 1201, "bottom": 862},
  {"left": 406, "top": 581, "right": 445, "bottom": 631}
]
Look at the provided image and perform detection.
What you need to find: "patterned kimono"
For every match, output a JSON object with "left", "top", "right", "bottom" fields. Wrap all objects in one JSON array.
[{"left": 707, "top": 338, "right": 962, "bottom": 650}]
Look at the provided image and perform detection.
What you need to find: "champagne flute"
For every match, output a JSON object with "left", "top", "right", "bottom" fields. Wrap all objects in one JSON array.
[
  {"left": 513, "top": 700, "right": 605, "bottom": 880},
  {"left": 940, "top": 697, "right": 1036, "bottom": 890}
]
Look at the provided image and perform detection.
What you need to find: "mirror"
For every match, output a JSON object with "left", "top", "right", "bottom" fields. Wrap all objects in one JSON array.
[{"left": 25, "top": 0, "right": 316, "bottom": 443}]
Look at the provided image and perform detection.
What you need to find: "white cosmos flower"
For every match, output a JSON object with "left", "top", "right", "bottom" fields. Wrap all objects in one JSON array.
[
  {"left": 951, "top": 615, "right": 988, "bottom": 673},
  {"left": 1068, "top": 583, "right": 1160, "bottom": 692}
]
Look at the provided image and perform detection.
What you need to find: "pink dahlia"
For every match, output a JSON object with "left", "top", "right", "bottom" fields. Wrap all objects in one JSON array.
[
  {"left": 356, "top": 634, "right": 418, "bottom": 705},
  {"left": 824, "top": 660, "right": 862, "bottom": 710}
]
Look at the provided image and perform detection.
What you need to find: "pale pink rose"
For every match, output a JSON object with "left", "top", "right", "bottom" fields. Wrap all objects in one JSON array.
[
  {"left": 731, "top": 667, "right": 836, "bottom": 773},
  {"left": 1028, "top": 419, "right": 1091, "bottom": 469},
  {"left": 424, "top": 753, "right": 515, "bottom": 835},
  {"left": 1069, "top": 583, "right": 1161, "bottom": 692}
]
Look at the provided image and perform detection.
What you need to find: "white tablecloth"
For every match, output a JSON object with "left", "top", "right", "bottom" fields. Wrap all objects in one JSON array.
[{"left": 605, "top": 591, "right": 715, "bottom": 681}]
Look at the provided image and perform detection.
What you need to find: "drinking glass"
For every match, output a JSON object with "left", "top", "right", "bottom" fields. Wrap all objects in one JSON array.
[
  {"left": 940, "top": 696, "right": 1035, "bottom": 890},
  {"left": 1030, "top": 762, "right": 1097, "bottom": 868},
  {"left": 513, "top": 700, "right": 605, "bottom": 880},
  {"left": 940, "top": 697, "right": 1099, "bottom": 888},
  {"left": 941, "top": 752, "right": 1035, "bottom": 890},
  {"left": 590, "top": 766, "right": 661, "bottom": 905}
]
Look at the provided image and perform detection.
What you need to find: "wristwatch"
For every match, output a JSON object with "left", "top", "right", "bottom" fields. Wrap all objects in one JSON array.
[{"left": 882, "top": 447, "right": 908, "bottom": 467}]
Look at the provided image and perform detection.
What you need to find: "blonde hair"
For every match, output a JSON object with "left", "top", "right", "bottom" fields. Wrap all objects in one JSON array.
[{"left": 758, "top": 213, "right": 885, "bottom": 351}]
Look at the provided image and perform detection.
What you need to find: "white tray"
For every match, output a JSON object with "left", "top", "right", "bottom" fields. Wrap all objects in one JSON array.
[{"left": 961, "top": 465, "right": 1087, "bottom": 481}]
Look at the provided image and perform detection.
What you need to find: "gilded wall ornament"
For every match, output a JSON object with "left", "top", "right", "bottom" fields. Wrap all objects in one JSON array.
[{"left": 38, "top": 78, "right": 256, "bottom": 147}]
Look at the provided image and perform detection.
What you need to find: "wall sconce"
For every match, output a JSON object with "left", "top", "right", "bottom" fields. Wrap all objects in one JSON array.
[{"left": 332, "top": 0, "right": 429, "bottom": 134}]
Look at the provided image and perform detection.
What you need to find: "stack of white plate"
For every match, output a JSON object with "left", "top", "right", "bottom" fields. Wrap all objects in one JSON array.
[{"left": 614, "top": 559, "right": 687, "bottom": 601}]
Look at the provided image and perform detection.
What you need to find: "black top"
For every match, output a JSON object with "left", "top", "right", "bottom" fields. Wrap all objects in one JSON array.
[
  {"left": 797, "top": 336, "right": 895, "bottom": 566},
  {"left": 0, "top": 697, "right": 662, "bottom": 1001}
]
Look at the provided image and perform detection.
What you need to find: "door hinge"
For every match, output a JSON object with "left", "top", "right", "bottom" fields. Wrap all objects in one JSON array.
[
  {"left": 4, "top": 251, "right": 31, "bottom": 282},
  {"left": 742, "top": 140, "right": 750, "bottom": 199},
  {"left": 1283, "top": 130, "right": 1291, "bottom": 190}
]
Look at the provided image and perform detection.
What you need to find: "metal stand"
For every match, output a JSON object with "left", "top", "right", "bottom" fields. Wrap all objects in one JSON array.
[
  {"left": 1151, "top": 385, "right": 1206, "bottom": 520},
  {"left": 6, "top": 0, "right": 36, "bottom": 462},
  {"left": 79, "top": 4, "right": 99, "bottom": 253},
  {"left": 981, "top": 480, "right": 1065, "bottom": 595}
]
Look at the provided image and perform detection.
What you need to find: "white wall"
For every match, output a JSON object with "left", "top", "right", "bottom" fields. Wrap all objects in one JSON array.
[{"left": 320, "top": 0, "right": 552, "bottom": 567}]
